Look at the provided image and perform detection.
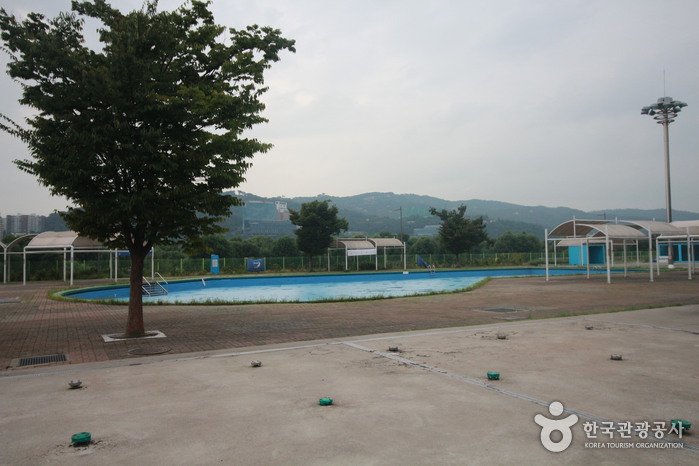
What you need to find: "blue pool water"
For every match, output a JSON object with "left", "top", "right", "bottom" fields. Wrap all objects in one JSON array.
[{"left": 63, "top": 268, "right": 597, "bottom": 304}]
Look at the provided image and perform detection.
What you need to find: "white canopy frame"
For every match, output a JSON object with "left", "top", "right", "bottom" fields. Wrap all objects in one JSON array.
[
  {"left": 545, "top": 218, "right": 686, "bottom": 283},
  {"left": 21, "top": 231, "right": 111, "bottom": 286},
  {"left": 328, "top": 238, "right": 406, "bottom": 271},
  {"left": 19, "top": 231, "right": 158, "bottom": 286},
  {"left": 655, "top": 223, "right": 699, "bottom": 280},
  {"left": 2, "top": 234, "right": 36, "bottom": 284}
]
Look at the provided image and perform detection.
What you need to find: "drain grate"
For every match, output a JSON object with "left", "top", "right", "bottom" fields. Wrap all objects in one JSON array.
[
  {"left": 483, "top": 308, "right": 519, "bottom": 313},
  {"left": 0, "top": 297, "right": 22, "bottom": 304},
  {"left": 18, "top": 354, "right": 67, "bottom": 367}
]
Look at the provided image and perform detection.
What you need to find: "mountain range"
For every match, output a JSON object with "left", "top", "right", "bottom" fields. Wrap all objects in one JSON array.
[{"left": 223, "top": 191, "right": 699, "bottom": 238}]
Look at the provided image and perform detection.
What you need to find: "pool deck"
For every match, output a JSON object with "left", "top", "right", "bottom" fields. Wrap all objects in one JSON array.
[{"left": 1, "top": 270, "right": 698, "bottom": 464}]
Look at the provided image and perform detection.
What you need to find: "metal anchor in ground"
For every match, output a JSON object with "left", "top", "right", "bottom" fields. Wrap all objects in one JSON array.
[{"left": 68, "top": 380, "right": 83, "bottom": 389}]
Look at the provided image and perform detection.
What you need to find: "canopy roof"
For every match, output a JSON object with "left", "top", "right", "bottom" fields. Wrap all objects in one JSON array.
[
  {"left": 331, "top": 239, "right": 374, "bottom": 250},
  {"left": 367, "top": 238, "right": 404, "bottom": 248},
  {"left": 549, "top": 219, "right": 683, "bottom": 239},
  {"left": 25, "top": 231, "right": 105, "bottom": 249},
  {"left": 661, "top": 220, "right": 699, "bottom": 236},
  {"left": 331, "top": 238, "right": 404, "bottom": 249}
]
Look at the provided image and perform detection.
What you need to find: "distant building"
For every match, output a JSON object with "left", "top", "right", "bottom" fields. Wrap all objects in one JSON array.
[
  {"left": 241, "top": 200, "right": 293, "bottom": 236},
  {"left": 275, "top": 201, "right": 290, "bottom": 221},
  {"left": 245, "top": 220, "right": 296, "bottom": 236},
  {"left": 2, "top": 214, "right": 44, "bottom": 235}
]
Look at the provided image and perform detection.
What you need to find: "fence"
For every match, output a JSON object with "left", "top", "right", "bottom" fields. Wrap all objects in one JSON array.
[{"left": 4, "top": 250, "right": 645, "bottom": 283}]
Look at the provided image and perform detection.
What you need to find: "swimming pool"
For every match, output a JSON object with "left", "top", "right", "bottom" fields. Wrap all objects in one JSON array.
[{"left": 63, "top": 268, "right": 600, "bottom": 304}]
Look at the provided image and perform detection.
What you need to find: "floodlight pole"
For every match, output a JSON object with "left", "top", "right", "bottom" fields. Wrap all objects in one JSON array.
[
  {"left": 641, "top": 96, "right": 688, "bottom": 266},
  {"left": 641, "top": 96, "right": 687, "bottom": 223},
  {"left": 661, "top": 118, "right": 672, "bottom": 223}
]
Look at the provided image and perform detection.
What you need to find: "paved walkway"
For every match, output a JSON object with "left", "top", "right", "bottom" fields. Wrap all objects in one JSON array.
[{"left": 1, "top": 270, "right": 698, "bottom": 370}]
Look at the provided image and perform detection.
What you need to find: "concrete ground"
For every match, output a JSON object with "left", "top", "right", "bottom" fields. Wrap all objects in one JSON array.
[{"left": 0, "top": 271, "right": 698, "bottom": 464}]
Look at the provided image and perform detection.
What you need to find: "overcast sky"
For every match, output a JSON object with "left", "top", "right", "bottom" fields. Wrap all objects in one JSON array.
[{"left": 1, "top": 0, "right": 698, "bottom": 216}]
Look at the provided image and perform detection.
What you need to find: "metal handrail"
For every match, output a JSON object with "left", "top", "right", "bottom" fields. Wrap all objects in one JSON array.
[
  {"left": 155, "top": 272, "right": 169, "bottom": 285},
  {"left": 142, "top": 275, "right": 168, "bottom": 295}
]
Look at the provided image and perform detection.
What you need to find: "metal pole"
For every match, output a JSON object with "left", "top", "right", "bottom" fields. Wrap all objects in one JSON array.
[
  {"left": 687, "top": 229, "right": 692, "bottom": 280},
  {"left": 398, "top": 206, "right": 406, "bottom": 270},
  {"left": 70, "top": 246, "right": 74, "bottom": 285},
  {"left": 605, "top": 226, "right": 611, "bottom": 284},
  {"left": 662, "top": 120, "right": 672, "bottom": 223},
  {"left": 585, "top": 238, "right": 590, "bottom": 279},
  {"left": 544, "top": 229, "right": 549, "bottom": 281},
  {"left": 662, "top": 119, "right": 676, "bottom": 268}
]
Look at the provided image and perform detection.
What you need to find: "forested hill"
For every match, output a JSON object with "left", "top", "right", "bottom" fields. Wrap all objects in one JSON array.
[{"left": 221, "top": 191, "right": 699, "bottom": 238}]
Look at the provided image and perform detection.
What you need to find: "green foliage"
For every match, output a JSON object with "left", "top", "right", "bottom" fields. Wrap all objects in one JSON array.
[
  {"left": 1, "top": 234, "right": 18, "bottom": 245},
  {"left": 271, "top": 236, "right": 298, "bottom": 256},
  {"left": 289, "top": 200, "right": 348, "bottom": 269},
  {"left": 409, "top": 236, "right": 441, "bottom": 255},
  {"left": 246, "top": 235, "right": 275, "bottom": 256},
  {"left": 1, "top": 1, "right": 295, "bottom": 253},
  {"left": 0, "top": 1, "right": 294, "bottom": 335},
  {"left": 229, "top": 237, "right": 260, "bottom": 257},
  {"left": 43, "top": 213, "right": 69, "bottom": 231},
  {"left": 429, "top": 204, "right": 488, "bottom": 258},
  {"left": 492, "top": 232, "right": 543, "bottom": 253}
]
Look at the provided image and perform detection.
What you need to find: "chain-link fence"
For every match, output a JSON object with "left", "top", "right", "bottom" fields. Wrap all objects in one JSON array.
[{"left": 5, "top": 249, "right": 659, "bottom": 283}]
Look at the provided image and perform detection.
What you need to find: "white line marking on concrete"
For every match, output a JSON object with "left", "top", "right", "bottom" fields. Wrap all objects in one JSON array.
[
  {"left": 584, "top": 319, "right": 699, "bottom": 335},
  {"left": 343, "top": 341, "right": 697, "bottom": 453}
]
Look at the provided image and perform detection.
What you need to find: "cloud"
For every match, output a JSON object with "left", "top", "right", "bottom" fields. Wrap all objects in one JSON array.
[{"left": 1, "top": 0, "right": 698, "bottom": 217}]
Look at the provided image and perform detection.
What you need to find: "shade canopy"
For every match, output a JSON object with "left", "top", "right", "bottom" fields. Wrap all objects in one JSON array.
[
  {"left": 25, "top": 231, "right": 104, "bottom": 249},
  {"left": 546, "top": 218, "right": 698, "bottom": 283}
]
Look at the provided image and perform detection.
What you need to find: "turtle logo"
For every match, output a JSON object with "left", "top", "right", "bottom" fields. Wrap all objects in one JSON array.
[{"left": 534, "top": 401, "right": 579, "bottom": 452}]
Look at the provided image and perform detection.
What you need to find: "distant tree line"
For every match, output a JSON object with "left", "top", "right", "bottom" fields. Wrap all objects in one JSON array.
[{"left": 151, "top": 230, "right": 542, "bottom": 260}]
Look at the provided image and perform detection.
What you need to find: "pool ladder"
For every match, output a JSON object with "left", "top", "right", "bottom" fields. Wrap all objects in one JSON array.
[{"left": 142, "top": 274, "right": 169, "bottom": 296}]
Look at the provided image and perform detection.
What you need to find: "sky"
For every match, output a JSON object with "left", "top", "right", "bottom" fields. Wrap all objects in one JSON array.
[{"left": 1, "top": 0, "right": 698, "bottom": 216}]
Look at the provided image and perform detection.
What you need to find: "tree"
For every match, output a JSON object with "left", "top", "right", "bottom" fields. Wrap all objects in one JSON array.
[
  {"left": 0, "top": 1, "right": 295, "bottom": 336},
  {"left": 289, "top": 200, "right": 348, "bottom": 270},
  {"left": 229, "top": 237, "right": 260, "bottom": 258},
  {"left": 428, "top": 204, "right": 488, "bottom": 259},
  {"left": 271, "top": 236, "right": 298, "bottom": 257},
  {"left": 492, "top": 232, "right": 543, "bottom": 253},
  {"left": 191, "top": 235, "right": 235, "bottom": 259},
  {"left": 247, "top": 235, "right": 275, "bottom": 257},
  {"left": 409, "top": 236, "right": 441, "bottom": 255}
]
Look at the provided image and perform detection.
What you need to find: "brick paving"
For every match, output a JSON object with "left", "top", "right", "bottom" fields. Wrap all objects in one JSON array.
[{"left": 1, "top": 271, "right": 698, "bottom": 370}]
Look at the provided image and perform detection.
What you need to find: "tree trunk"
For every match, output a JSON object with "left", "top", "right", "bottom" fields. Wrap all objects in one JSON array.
[{"left": 125, "top": 249, "right": 147, "bottom": 337}]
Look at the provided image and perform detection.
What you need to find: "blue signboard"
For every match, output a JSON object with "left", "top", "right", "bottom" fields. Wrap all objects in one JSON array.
[
  {"left": 211, "top": 254, "right": 220, "bottom": 275},
  {"left": 246, "top": 258, "right": 265, "bottom": 272}
]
